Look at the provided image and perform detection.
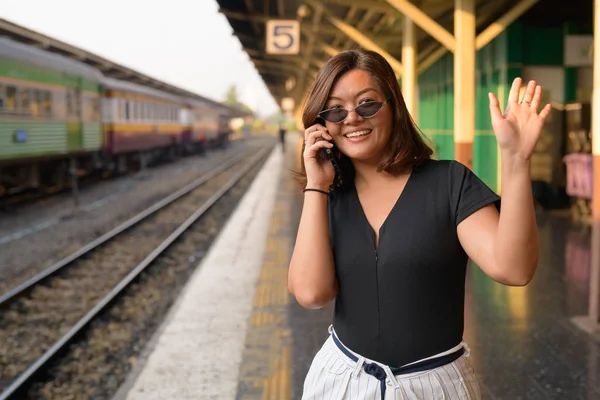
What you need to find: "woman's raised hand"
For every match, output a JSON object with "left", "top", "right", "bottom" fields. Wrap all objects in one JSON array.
[
  {"left": 488, "top": 77, "right": 552, "bottom": 162},
  {"left": 303, "top": 123, "right": 335, "bottom": 190}
]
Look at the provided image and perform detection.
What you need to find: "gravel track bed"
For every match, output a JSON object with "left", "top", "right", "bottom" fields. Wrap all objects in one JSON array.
[
  {"left": 0, "top": 138, "right": 272, "bottom": 294},
  {"left": 0, "top": 146, "right": 273, "bottom": 398}
]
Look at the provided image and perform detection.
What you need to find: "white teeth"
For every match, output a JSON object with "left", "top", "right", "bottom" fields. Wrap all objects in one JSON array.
[{"left": 345, "top": 129, "right": 371, "bottom": 138}]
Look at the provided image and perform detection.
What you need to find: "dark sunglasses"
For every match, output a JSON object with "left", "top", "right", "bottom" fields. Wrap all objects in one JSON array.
[{"left": 318, "top": 96, "right": 390, "bottom": 124}]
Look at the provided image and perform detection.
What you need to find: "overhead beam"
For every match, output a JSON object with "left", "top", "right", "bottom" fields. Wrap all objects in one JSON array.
[
  {"left": 243, "top": 47, "right": 261, "bottom": 57},
  {"left": 331, "top": 5, "right": 358, "bottom": 51},
  {"left": 384, "top": 0, "right": 456, "bottom": 52},
  {"left": 416, "top": 0, "right": 540, "bottom": 74},
  {"left": 309, "top": 58, "right": 326, "bottom": 70},
  {"left": 323, "top": 0, "right": 394, "bottom": 13},
  {"left": 417, "top": 45, "right": 448, "bottom": 73},
  {"left": 252, "top": 58, "right": 302, "bottom": 73},
  {"left": 475, "top": 0, "right": 539, "bottom": 49},
  {"left": 244, "top": 0, "right": 261, "bottom": 35},
  {"left": 328, "top": 15, "right": 403, "bottom": 77},
  {"left": 296, "top": 3, "right": 324, "bottom": 103},
  {"left": 221, "top": 9, "right": 402, "bottom": 43},
  {"left": 320, "top": 42, "right": 341, "bottom": 58},
  {"left": 339, "top": 8, "right": 377, "bottom": 57},
  {"left": 219, "top": 9, "right": 269, "bottom": 22}
]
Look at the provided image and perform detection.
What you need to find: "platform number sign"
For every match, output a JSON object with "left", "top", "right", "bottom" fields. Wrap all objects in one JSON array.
[{"left": 266, "top": 20, "right": 300, "bottom": 55}]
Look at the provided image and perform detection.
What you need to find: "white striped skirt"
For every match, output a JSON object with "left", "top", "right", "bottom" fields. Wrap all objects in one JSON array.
[{"left": 301, "top": 331, "right": 482, "bottom": 400}]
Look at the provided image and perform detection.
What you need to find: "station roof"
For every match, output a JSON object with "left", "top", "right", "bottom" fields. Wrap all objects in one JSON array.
[
  {"left": 0, "top": 18, "right": 249, "bottom": 117},
  {"left": 215, "top": 0, "right": 592, "bottom": 111}
]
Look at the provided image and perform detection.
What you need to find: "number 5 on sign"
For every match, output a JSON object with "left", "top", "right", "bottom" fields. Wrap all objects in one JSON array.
[{"left": 266, "top": 20, "right": 300, "bottom": 55}]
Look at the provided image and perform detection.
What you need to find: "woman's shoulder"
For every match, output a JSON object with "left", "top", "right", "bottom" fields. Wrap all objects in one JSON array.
[{"left": 414, "top": 158, "right": 467, "bottom": 179}]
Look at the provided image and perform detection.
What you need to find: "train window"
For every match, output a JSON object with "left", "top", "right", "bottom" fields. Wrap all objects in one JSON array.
[
  {"left": 65, "top": 88, "right": 81, "bottom": 117},
  {"left": 125, "top": 101, "right": 130, "bottom": 121},
  {"left": 115, "top": 99, "right": 122, "bottom": 121},
  {"left": 51, "top": 91, "right": 66, "bottom": 118},
  {"left": 66, "top": 90, "right": 72, "bottom": 116},
  {"left": 90, "top": 98, "right": 99, "bottom": 120},
  {"left": 19, "top": 88, "right": 30, "bottom": 114},
  {"left": 136, "top": 102, "right": 141, "bottom": 122},
  {"left": 30, "top": 90, "right": 41, "bottom": 116},
  {"left": 5, "top": 86, "right": 16, "bottom": 112},
  {"left": 43, "top": 91, "right": 52, "bottom": 115}
]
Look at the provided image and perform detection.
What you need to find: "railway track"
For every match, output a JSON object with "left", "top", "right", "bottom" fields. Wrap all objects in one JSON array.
[{"left": 0, "top": 144, "right": 273, "bottom": 399}]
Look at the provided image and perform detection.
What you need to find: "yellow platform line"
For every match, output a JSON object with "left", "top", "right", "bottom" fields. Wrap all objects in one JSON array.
[
  {"left": 236, "top": 139, "right": 300, "bottom": 399},
  {"left": 261, "top": 333, "right": 291, "bottom": 400}
]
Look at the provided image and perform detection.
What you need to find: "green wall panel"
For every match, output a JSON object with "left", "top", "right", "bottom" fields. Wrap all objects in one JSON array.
[
  {"left": 474, "top": 135, "right": 498, "bottom": 191},
  {"left": 418, "top": 17, "right": 585, "bottom": 194},
  {"left": 523, "top": 26, "right": 563, "bottom": 66},
  {"left": 565, "top": 68, "right": 577, "bottom": 102},
  {"left": 507, "top": 23, "right": 523, "bottom": 64},
  {"left": 427, "top": 133, "right": 454, "bottom": 160}
]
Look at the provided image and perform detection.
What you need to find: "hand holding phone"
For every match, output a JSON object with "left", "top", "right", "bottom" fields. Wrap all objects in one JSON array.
[{"left": 303, "top": 123, "right": 336, "bottom": 190}]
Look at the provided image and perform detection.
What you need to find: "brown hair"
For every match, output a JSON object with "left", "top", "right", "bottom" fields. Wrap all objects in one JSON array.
[{"left": 296, "top": 48, "right": 433, "bottom": 192}]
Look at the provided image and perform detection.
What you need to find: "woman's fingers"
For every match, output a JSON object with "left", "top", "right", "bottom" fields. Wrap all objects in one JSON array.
[
  {"left": 304, "top": 139, "right": 333, "bottom": 157},
  {"left": 520, "top": 80, "right": 536, "bottom": 105},
  {"left": 506, "top": 77, "right": 522, "bottom": 112},
  {"left": 305, "top": 129, "right": 332, "bottom": 146},
  {"left": 304, "top": 124, "right": 326, "bottom": 140},
  {"left": 530, "top": 85, "right": 542, "bottom": 112}
]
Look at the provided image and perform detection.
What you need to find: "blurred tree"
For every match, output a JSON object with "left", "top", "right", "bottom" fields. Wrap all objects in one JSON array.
[{"left": 223, "top": 85, "right": 255, "bottom": 116}]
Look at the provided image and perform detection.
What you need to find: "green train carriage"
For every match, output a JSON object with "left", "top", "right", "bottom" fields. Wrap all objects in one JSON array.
[{"left": 0, "top": 36, "right": 103, "bottom": 196}]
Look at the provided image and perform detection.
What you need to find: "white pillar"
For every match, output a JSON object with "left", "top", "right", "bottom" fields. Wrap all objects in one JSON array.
[
  {"left": 402, "top": 16, "right": 417, "bottom": 119},
  {"left": 593, "top": 0, "right": 600, "bottom": 220},
  {"left": 454, "top": 0, "right": 475, "bottom": 169}
]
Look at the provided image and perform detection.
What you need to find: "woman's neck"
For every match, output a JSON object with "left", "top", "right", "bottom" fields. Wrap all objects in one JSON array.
[{"left": 352, "top": 160, "right": 403, "bottom": 190}]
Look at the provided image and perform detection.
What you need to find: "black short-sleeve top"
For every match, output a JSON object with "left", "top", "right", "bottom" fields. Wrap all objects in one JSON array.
[{"left": 328, "top": 159, "right": 500, "bottom": 368}]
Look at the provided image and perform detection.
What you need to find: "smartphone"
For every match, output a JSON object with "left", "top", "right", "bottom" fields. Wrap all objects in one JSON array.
[{"left": 323, "top": 146, "right": 342, "bottom": 180}]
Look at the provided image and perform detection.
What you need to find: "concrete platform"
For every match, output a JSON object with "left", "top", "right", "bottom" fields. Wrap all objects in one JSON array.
[
  {"left": 112, "top": 140, "right": 284, "bottom": 400},
  {"left": 114, "top": 132, "right": 600, "bottom": 400}
]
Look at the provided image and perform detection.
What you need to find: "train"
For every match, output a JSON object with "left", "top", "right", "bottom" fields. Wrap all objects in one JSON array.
[{"left": 0, "top": 36, "right": 236, "bottom": 197}]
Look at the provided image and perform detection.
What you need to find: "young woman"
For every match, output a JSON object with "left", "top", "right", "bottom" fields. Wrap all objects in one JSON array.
[{"left": 287, "top": 49, "right": 550, "bottom": 399}]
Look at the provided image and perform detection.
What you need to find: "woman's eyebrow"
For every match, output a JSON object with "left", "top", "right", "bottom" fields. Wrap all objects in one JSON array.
[{"left": 327, "top": 88, "right": 378, "bottom": 101}]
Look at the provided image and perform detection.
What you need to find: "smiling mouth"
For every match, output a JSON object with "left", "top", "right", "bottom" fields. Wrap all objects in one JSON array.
[{"left": 344, "top": 129, "right": 372, "bottom": 138}]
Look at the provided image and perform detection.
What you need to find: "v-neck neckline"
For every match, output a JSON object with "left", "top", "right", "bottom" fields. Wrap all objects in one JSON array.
[{"left": 351, "top": 167, "right": 417, "bottom": 251}]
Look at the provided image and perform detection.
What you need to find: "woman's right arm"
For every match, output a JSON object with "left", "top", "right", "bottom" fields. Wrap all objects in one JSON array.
[{"left": 287, "top": 124, "right": 338, "bottom": 309}]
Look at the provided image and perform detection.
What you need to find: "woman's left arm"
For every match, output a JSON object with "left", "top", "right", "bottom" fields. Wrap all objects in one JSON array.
[{"left": 457, "top": 77, "right": 551, "bottom": 286}]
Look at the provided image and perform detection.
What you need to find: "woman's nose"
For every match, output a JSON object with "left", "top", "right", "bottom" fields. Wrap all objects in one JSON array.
[{"left": 344, "top": 109, "right": 363, "bottom": 124}]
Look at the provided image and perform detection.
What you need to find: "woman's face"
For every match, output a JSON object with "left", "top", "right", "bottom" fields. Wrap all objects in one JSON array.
[{"left": 323, "top": 69, "right": 393, "bottom": 164}]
